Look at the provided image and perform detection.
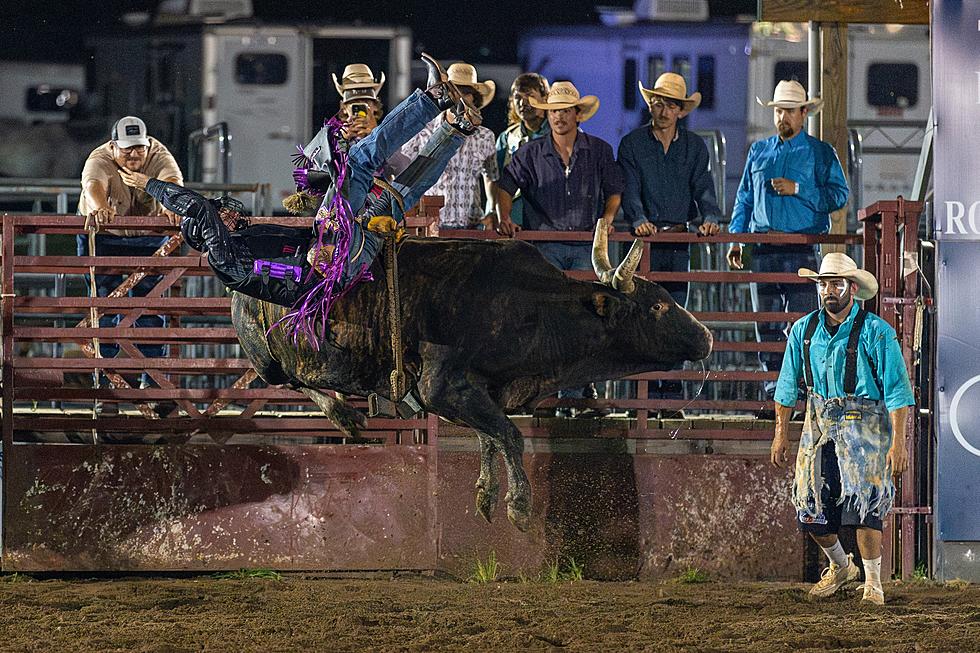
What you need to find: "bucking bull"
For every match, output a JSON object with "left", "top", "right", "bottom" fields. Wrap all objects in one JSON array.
[{"left": 230, "top": 226, "right": 712, "bottom": 530}]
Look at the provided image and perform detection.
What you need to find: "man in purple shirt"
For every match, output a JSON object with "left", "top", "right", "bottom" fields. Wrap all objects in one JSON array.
[
  {"left": 494, "top": 81, "right": 624, "bottom": 272},
  {"left": 494, "top": 81, "right": 624, "bottom": 416}
]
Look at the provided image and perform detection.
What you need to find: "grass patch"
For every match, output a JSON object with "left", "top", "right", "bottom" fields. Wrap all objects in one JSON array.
[
  {"left": 912, "top": 562, "right": 929, "bottom": 581},
  {"left": 676, "top": 567, "right": 709, "bottom": 584},
  {"left": 470, "top": 551, "right": 499, "bottom": 584},
  {"left": 0, "top": 573, "right": 32, "bottom": 583},
  {"left": 213, "top": 568, "right": 283, "bottom": 581},
  {"left": 543, "top": 556, "right": 585, "bottom": 583}
]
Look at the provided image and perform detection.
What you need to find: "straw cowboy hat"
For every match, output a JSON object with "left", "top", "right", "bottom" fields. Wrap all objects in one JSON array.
[
  {"left": 757, "top": 79, "right": 824, "bottom": 114},
  {"left": 638, "top": 72, "right": 701, "bottom": 117},
  {"left": 798, "top": 253, "right": 878, "bottom": 300},
  {"left": 446, "top": 63, "right": 496, "bottom": 109},
  {"left": 528, "top": 81, "right": 599, "bottom": 122},
  {"left": 332, "top": 63, "right": 385, "bottom": 103}
]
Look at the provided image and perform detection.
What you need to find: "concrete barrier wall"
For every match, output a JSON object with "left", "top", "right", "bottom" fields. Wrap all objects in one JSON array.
[{"left": 2, "top": 439, "right": 803, "bottom": 580}]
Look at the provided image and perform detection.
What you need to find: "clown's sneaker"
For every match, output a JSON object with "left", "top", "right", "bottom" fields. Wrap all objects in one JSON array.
[
  {"left": 809, "top": 553, "right": 860, "bottom": 598},
  {"left": 861, "top": 583, "right": 885, "bottom": 605}
]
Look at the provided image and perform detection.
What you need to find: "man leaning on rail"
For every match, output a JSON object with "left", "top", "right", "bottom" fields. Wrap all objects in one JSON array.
[
  {"left": 77, "top": 116, "right": 184, "bottom": 384},
  {"left": 726, "top": 81, "right": 849, "bottom": 414}
]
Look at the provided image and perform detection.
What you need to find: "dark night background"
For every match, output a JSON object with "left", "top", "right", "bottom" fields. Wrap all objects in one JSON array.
[{"left": 1, "top": 0, "right": 757, "bottom": 64}]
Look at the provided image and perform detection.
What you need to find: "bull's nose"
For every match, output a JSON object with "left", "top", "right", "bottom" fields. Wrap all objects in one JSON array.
[{"left": 697, "top": 326, "right": 714, "bottom": 360}]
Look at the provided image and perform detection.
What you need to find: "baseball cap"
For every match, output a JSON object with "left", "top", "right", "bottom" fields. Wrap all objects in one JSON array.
[{"left": 111, "top": 116, "right": 150, "bottom": 148}]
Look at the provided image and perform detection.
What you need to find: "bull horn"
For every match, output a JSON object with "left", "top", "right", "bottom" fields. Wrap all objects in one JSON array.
[
  {"left": 592, "top": 223, "right": 644, "bottom": 293},
  {"left": 612, "top": 239, "right": 644, "bottom": 294},
  {"left": 592, "top": 222, "right": 615, "bottom": 284}
]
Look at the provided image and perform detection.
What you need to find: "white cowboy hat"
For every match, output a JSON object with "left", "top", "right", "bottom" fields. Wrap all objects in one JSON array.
[
  {"left": 528, "top": 81, "right": 599, "bottom": 122},
  {"left": 756, "top": 79, "right": 823, "bottom": 114},
  {"left": 332, "top": 63, "right": 385, "bottom": 103},
  {"left": 446, "top": 63, "right": 496, "bottom": 109},
  {"left": 798, "top": 253, "right": 878, "bottom": 300},
  {"left": 638, "top": 72, "right": 701, "bottom": 117}
]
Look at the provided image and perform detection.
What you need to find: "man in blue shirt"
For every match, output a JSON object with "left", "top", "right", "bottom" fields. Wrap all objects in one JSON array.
[
  {"left": 727, "top": 80, "right": 849, "bottom": 402},
  {"left": 770, "top": 253, "right": 913, "bottom": 606},
  {"left": 619, "top": 72, "right": 722, "bottom": 307},
  {"left": 619, "top": 73, "right": 722, "bottom": 408}
]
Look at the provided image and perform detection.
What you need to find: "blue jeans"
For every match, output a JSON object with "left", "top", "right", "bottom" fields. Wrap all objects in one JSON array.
[
  {"left": 535, "top": 241, "right": 593, "bottom": 401},
  {"left": 75, "top": 233, "right": 169, "bottom": 361},
  {"left": 649, "top": 243, "right": 690, "bottom": 307},
  {"left": 338, "top": 90, "right": 464, "bottom": 287},
  {"left": 536, "top": 242, "right": 592, "bottom": 272},
  {"left": 648, "top": 242, "right": 691, "bottom": 400},
  {"left": 750, "top": 244, "right": 820, "bottom": 398}
]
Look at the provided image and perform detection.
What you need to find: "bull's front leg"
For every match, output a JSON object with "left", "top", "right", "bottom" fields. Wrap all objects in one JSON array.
[
  {"left": 417, "top": 342, "right": 531, "bottom": 531},
  {"left": 299, "top": 388, "right": 368, "bottom": 439}
]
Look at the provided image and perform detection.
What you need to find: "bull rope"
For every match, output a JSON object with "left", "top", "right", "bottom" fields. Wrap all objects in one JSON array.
[
  {"left": 86, "top": 221, "right": 101, "bottom": 442},
  {"left": 382, "top": 233, "right": 406, "bottom": 401}
]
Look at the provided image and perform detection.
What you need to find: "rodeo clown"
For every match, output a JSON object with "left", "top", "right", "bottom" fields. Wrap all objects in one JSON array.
[
  {"left": 769, "top": 253, "right": 914, "bottom": 605},
  {"left": 119, "top": 54, "right": 481, "bottom": 346}
]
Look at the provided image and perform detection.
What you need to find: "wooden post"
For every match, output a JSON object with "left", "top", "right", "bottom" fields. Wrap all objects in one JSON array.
[{"left": 820, "top": 22, "right": 848, "bottom": 254}]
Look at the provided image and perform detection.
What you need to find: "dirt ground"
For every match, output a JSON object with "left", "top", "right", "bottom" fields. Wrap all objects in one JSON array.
[{"left": 0, "top": 574, "right": 977, "bottom": 652}]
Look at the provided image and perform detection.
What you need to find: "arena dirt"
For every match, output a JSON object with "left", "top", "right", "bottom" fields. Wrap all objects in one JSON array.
[{"left": 0, "top": 575, "right": 977, "bottom": 651}]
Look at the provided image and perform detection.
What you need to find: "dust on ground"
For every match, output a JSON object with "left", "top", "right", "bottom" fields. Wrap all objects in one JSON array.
[{"left": 0, "top": 574, "right": 977, "bottom": 652}]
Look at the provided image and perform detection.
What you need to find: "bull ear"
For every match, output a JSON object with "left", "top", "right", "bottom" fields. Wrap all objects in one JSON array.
[{"left": 588, "top": 291, "right": 620, "bottom": 318}]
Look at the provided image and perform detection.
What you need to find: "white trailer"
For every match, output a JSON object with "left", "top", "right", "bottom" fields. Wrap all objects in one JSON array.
[{"left": 198, "top": 24, "right": 412, "bottom": 203}]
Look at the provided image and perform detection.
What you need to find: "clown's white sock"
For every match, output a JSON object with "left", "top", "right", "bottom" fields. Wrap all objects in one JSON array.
[
  {"left": 863, "top": 556, "right": 883, "bottom": 589},
  {"left": 820, "top": 540, "right": 849, "bottom": 568}
]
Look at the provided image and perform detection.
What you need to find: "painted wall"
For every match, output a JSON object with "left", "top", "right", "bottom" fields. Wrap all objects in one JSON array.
[{"left": 2, "top": 440, "right": 802, "bottom": 580}]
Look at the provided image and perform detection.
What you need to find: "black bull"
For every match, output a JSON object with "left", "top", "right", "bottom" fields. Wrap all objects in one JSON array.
[{"left": 230, "top": 228, "right": 712, "bottom": 531}]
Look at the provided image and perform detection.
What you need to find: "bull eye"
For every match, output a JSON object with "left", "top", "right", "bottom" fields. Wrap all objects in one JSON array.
[{"left": 650, "top": 303, "right": 664, "bottom": 313}]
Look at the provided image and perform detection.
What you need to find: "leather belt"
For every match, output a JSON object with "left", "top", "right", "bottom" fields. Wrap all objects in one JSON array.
[{"left": 656, "top": 222, "right": 688, "bottom": 233}]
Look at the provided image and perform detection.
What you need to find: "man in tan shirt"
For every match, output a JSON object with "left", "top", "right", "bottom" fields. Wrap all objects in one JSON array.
[{"left": 77, "top": 116, "right": 184, "bottom": 367}]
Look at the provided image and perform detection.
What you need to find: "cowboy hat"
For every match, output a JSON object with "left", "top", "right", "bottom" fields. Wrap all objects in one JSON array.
[
  {"left": 638, "top": 72, "right": 701, "bottom": 117},
  {"left": 757, "top": 79, "right": 823, "bottom": 113},
  {"left": 798, "top": 253, "right": 878, "bottom": 300},
  {"left": 332, "top": 63, "right": 385, "bottom": 103},
  {"left": 528, "top": 81, "right": 599, "bottom": 122},
  {"left": 446, "top": 63, "right": 496, "bottom": 109}
]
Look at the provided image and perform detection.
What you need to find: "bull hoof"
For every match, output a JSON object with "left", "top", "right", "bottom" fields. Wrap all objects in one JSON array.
[
  {"left": 475, "top": 479, "right": 499, "bottom": 523},
  {"left": 504, "top": 491, "right": 531, "bottom": 532},
  {"left": 330, "top": 404, "right": 368, "bottom": 438}
]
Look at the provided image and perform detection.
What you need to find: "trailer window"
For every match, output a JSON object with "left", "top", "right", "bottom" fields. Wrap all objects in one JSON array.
[
  {"left": 697, "top": 56, "right": 715, "bottom": 110},
  {"left": 624, "top": 58, "right": 638, "bottom": 110},
  {"left": 647, "top": 55, "right": 665, "bottom": 87},
  {"left": 25, "top": 86, "right": 79, "bottom": 113},
  {"left": 773, "top": 60, "right": 808, "bottom": 90},
  {"left": 235, "top": 53, "right": 289, "bottom": 85},
  {"left": 867, "top": 63, "right": 918, "bottom": 109},
  {"left": 672, "top": 56, "right": 692, "bottom": 92}
]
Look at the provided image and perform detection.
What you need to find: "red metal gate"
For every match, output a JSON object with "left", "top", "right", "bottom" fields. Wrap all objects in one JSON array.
[{"left": 0, "top": 201, "right": 925, "bottom": 579}]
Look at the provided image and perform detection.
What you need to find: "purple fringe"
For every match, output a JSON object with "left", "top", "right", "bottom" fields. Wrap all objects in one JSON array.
[
  {"left": 271, "top": 117, "right": 373, "bottom": 350},
  {"left": 291, "top": 165, "right": 323, "bottom": 197}
]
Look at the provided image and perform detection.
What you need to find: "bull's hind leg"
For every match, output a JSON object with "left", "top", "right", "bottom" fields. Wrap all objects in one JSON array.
[
  {"left": 475, "top": 434, "right": 500, "bottom": 523},
  {"left": 299, "top": 388, "right": 368, "bottom": 439},
  {"left": 417, "top": 342, "right": 531, "bottom": 531}
]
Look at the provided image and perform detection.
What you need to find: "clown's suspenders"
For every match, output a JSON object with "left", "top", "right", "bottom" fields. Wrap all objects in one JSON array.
[{"left": 801, "top": 307, "right": 881, "bottom": 396}]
